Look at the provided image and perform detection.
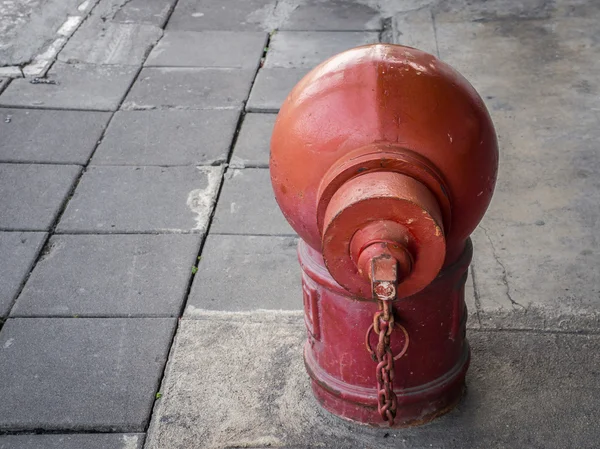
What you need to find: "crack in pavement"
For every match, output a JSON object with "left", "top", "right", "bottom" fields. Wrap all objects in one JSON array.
[{"left": 480, "top": 225, "right": 528, "bottom": 312}]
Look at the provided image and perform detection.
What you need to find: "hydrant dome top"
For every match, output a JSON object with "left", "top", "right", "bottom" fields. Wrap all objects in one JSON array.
[{"left": 270, "top": 44, "right": 498, "bottom": 259}]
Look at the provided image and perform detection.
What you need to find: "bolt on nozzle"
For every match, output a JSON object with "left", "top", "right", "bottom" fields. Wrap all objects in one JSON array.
[{"left": 371, "top": 254, "right": 398, "bottom": 301}]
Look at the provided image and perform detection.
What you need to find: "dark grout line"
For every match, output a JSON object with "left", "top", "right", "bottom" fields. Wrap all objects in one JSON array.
[
  {"left": 51, "top": 229, "right": 205, "bottom": 235},
  {"left": 0, "top": 430, "right": 146, "bottom": 437},
  {"left": 2, "top": 232, "right": 50, "bottom": 320},
  {"left": 0, "top": 103, "right": 115, "bottom": 112},
  {"left": 0, "top": 160, "right": 85, "bottom": 166},
  {"left": 7, "top": 315, "right": 179, "bottom": 320},
  {"left": 0, "top": 78, "right": 12, "bottom": 95}
]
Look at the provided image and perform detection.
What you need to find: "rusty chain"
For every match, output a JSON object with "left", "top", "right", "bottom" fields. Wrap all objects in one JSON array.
[{"left": 365, "top": 254, "right": 410, "bottom": 426}]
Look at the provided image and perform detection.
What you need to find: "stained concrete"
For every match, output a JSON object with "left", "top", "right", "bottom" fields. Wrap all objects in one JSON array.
[
  {"left": 113, "top": 0, "right": 177, "bottom": 27},
  {"left": 0, "top": 434, "right": 144, "bottom": 449},
  {"left": 57, "top": 165, "right": 223, "bottom": 234},
  {"left": 0, "top": 0, "right": 81, "bottom": 66},
  {"left": 431, "top": 15, "right": 600, "bottom": 331},
  {"left": 146, "top": 314, "right": 600, "bottom": 449},
  {"left": 58, "top": 21, "right": 163, "bottom": 66}
]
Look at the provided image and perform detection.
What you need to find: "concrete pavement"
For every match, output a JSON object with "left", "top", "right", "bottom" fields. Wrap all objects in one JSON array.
[{"left": 0, "top": 0, "right": 599, "bottom": 447}]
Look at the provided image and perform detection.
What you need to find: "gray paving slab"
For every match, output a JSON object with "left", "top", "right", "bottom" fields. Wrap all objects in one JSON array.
[
  {"left": 427, "top": 16, "right": 600, "bottom": 332},
  {"left": 186, "top": 235, "right": 300, "bottom": 314},
  {"left": 0, "top": 164, "right": 81, "bottom": 231},
  {"left": 0, "top": 433, "right": 144, "bottom": 449},
  {"left": 122, "top": 67, "right": 255, "bottom": 110},
  {"left": 230, "top": 113, "right": 276, "bottom": 167},
  {"left": 0, "top": 0, "right": 80, "bottom": 66},
  {"left": 113, "top": 0, "right": 177, "bottom": 27},
  {"left": 166, "top": 0, "right": 272, "bottom": 31},
  {"left": 91, "top": 109, "right": 240, "bottom": 166},
  {"left": 0, "top": 62, "right": 138, "bottom": 111},
  {"left": 0, "top": 317, "right": 175, "bottom": 431},
  {"left": 0, "top": 78, "right": 8, "bottom": 95},
  {"left": 0, "top": 109, "right": 110, "bottom": 164},
  {"left": 392, "top": 8, "right": 438, "bottom": 57},
  {"left": 211, "top": 168, "right": 295, "bottom": 235},
  {"left": 57, "top": 165, "right": 223, "bottom": 234},
  {"left": 280, "top": 0, "right": 382, "bottom": 31},
  {"left": 431, "top": 0, "right": 554, "bottom": 23},
  {"left": 58, "top": 21, "right": 163, "bottom": 66},
  {"left": 265, "top": 31, "right": 379, "bottom": 68},
  {"left": 145, "top": 31, "right": 267, "bottom": 69},
  {"left": 246, "top": 67, "right": 309, "bottom": 112},
  {"left": 0, "top": 232, "right": 46, "bottom": 317},
  {"left": 146, "top": 313, "right": 600, "bottom": 449},
  {"left": 13, "top": 234, "right": 201, "bottom": 317}
]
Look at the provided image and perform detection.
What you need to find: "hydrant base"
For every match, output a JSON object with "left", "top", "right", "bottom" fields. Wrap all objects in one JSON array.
[
  {"left": 298, "top": 238, "right": 473, "bottom": 428},
  {"left": 305, "top": 341, "right": 470, "bottom": 428}
]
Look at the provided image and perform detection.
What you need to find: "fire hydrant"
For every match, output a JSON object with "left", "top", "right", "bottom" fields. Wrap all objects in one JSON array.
[{"left": 270, "top": 44, "right": 498, "bottom": 427}]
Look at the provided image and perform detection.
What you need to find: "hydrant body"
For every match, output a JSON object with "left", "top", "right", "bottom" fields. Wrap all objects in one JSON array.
[{"left": 270, "top": 45, "right": 498, "bottom": 426}]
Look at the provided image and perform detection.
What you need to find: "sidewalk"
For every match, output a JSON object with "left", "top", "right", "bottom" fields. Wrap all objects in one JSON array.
[{"left": 0, "top": 0, "right": 599, "bottom": 448}]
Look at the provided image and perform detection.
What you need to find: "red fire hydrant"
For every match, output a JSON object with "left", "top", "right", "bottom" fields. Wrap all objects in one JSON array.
[{"left": 270, "top": 44, "right": 498, "bottom": 427}]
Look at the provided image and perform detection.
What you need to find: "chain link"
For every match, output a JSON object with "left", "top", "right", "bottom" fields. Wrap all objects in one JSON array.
[
  {"left": 373, "top": 300, "right": 398, "bottom": 424},
  {"left": 365, "top": 254, "right": 410, "bottom": 426}
]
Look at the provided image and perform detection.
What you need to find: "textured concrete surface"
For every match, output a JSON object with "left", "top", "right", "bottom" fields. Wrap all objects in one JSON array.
[
  {"left": 57, "top": 166, "right": 223, "bottom": 234},
  {"left": 58, "top": 21, "right": 163, "bottom": 66},
  {"left": 0, "top": 0, "right": 80, "bottom": 66},
  {"left": 0, "top": 78, "right": 8, "bottom": 94},
  {"left": 146, "top": 31, "right": 267, "bottom": 69},
  {"left": 91, "top": 109, "right": 240, "bottom": 166},
  {"left": 0, "top": 63, "right": 138, "bottom": 111},
  {"left": 0, "top": 318, "right": 176, "bottom": 431},
  {"left": 13, "top": 234, "right": 201, "bottom": 317},
  {"left": 246, "top": 67, "right": 309, "bottom": 112},
  {"left": 0, "top": 434, "right": 144, "bottom": 449},
  {"left": 122, "top": 67, "right": 255, "bottom": 110},
  {"left": 265, "top": 31, "right": 379, "bottom": 68},
  {"left": 392, "top": 8, "right": 438, "bottom": 56},
  {"left": 431, "top": 14, "right": 600, "bottom": 332},
  {"left": 0, "top": 164, "right": 80, "bottom": 231},
  {"left": 0, "top": 232, "right": 46, "bottom": 317},
  {"left": 279, "top": 0, "right": 382, "bottom": 31},
  {"left": 113, "top": 0, "right": 177, "bottom": 27},
  {"left": 0, "top": 109, "right": 110, "bottom": 164},
  {"left": 146, "top": 314, "right": 600, "bottom": 449},
  {"left": 231, "top": 113, "right": 276, "bottom": 167},
  {"left": 211, "top": 168, "right": 295, "bottom": 235},
  {"left": 187, "top": 235, "right": 300, "bottom": 313},
  {"left": 166, "top": 0, "right": 271, "bottom": 31}
]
